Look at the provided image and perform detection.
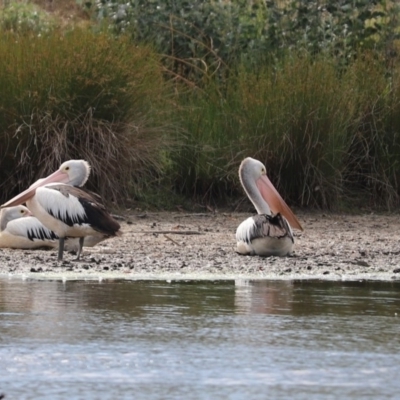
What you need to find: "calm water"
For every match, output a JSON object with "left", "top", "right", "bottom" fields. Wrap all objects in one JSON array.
[{"left": 0, "top": 278, "right": 400, "bottom": 399}]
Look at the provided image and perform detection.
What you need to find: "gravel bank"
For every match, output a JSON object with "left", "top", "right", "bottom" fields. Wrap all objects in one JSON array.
[{"left": 1, "top": 212, "right": 400, "bottom": 281}]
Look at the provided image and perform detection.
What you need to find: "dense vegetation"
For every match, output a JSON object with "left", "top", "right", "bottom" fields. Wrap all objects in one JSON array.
[{"left": 0, "top": 0, "right": 400, "bottom": 211}]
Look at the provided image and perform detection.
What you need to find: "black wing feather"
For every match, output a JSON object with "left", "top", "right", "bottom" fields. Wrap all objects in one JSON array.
[
  {"left": 251, "top": 213, "right": 294, "bottom": 243},
  {"left": 46, "top": 185, "right": 120, "bottom": 235}
]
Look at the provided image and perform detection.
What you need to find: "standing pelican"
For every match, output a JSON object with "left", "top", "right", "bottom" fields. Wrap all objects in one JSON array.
[
  {"left": 236, "top": 157, "right": 303, "bottom": 256},
  {"left": 1, "top": 160, "right": 121, "bottom": 261}
]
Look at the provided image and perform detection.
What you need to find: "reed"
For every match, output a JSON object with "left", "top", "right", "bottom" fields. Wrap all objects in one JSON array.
[
  {"left": 343, "top": 53, "right": 400, "bottom": 209},
  {"left": 172, "top": 55, "right": 356, "bottom": 208},
  {"left": 235, "top": 56, "right": 355, "bottom": 209}
]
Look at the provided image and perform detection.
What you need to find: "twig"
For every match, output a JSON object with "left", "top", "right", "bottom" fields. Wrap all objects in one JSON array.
[
  {"left": 142, "top": 230, "right": 203, "bottom": 235},
  {"left": 164, "top": 234, "right": 180, "bottom": 246},
  {"left": 173, "top": 213, "right": 213, "bottom": 218}
]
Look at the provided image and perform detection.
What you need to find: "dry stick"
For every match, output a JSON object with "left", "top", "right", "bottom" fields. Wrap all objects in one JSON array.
[
  {"left": 144, "top": 230, "right": 203, "bottom": 235},
  {"left": 173, "top": 213, "right": 213, "bottom": 218},
  {"left": 164, "top": 234, "right": 180, "bottom": 246},
  {"left": 125, "top": 230, "right": 203, "bottom": 235}
]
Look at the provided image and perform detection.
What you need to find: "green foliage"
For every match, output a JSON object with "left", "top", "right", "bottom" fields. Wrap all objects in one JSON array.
[
  {"left": 0, "top": 29, "right": 172, "bottom": 204},
  {"left": 89, "top": 0, "right": 400, "bottom": 81},
  {"left": 2, "top": 2, "right": 400, "bottom": 211},
  {"left": 0, "top": 1, "right": 56, "bottom": 34},
  {"left": 89, "top": 0, "right": 269, "bottom": 80},
  {"left": 265, "top": 0, "right": 395, "bottom": 57}
]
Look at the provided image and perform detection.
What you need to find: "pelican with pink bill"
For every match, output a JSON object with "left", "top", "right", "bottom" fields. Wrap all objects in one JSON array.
[
  {"left": 1, "top": 160, "right": 122, "bottom": 261},
  {"left": 236, "top": 157, "right": 303, "bottom": 257}
]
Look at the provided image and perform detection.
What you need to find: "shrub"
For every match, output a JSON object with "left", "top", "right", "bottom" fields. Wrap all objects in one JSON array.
[
  {"left": 0, "top": 1, "right": 56, "bottom": 34},
  {"left": 0, "top": 29, "right": 172, "bottom": 205},
  {"left": 90, "top": 0, "right": 269, "bottom": 81}
]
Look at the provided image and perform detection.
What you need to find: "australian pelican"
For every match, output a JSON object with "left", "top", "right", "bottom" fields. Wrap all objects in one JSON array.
[
  {"left": 0, "top": 205, "right": 57, "bottom": 249},
  {"left": 236, "top": 157, "right": 303, "bottom": 256},
  {"left": 0, "top": 205, "right": 105, "bottom": 251},
  {"left": 1, "top": 160, "right": 121, "bottom": 261}
]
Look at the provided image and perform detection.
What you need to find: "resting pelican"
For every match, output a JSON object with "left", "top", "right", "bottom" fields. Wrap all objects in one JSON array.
[
  {"left": 236, "top": 157, "right": 303, "bottom": 256},
  {"left": 0, "top": 205, "right": 56, "bottom": 248},
  {"left": 0, "top": 205, "right": 105, "bottom": 251},
  {"left": 1, "top": 160, "right": 122, "bottom": 261}
]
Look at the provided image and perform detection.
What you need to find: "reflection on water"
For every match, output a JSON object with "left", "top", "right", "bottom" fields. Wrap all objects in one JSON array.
[
  {"left": 235, "top": 280, "right": 294, "bottom": 314},
  {"left": 0, "top": 278, "right": 400, "bottom": 399}
]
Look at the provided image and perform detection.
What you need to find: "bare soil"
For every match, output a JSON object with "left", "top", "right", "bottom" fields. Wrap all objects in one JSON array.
[{"left": 1, "top": 212, "right": 400, "bottom": 281}]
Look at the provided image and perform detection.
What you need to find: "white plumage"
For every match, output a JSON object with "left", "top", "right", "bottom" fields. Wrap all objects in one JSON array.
[
  {"left": 0, "top": 205, "right": 106, "bottom": 251},
  {"left": 0, "top": 205, "right": 57, "bottom": 249},
  {"left": 1, "top": 160, "right": 121, "bottom": 261},
  {"left": 236, "top": 157, "right": 303, "bottom": 257}
]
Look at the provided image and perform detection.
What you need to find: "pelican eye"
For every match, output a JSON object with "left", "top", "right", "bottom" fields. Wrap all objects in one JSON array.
[{"left": 65, "top": 166, "right": 70, "bottom": 171}]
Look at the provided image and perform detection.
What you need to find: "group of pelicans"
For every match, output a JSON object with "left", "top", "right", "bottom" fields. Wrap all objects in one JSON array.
[{"left": 0, "top": 157, "right": 303, "bottom": 262}]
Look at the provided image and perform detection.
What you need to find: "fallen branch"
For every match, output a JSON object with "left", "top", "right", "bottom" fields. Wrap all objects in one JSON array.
[
  {"left": 142, "top": 230, "right": 203, "bottom": 235},
  {"left": 173, "top": 213, "right": 213, "bottom": 218}
]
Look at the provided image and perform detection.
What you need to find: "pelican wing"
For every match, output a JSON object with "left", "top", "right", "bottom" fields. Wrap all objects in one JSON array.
[
  {"left": 6, "top": 216, "right": 58, "bottom": 242},
  {"left": 35, "top": 185, "right": 88, "bottom": 227},
  {"left": 253, "top": 214, "right": 294, "bottom": 242},
  {"left": 38, "top": 185, "right": 121, "bottom": 236},
  {"left": 236, "top": 214, "right": 293, "bottom": 243}
]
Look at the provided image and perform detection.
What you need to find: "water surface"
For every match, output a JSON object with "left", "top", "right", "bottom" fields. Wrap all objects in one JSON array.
[{"left": 0, "top": 278, "right": 399, "bottom": 399}]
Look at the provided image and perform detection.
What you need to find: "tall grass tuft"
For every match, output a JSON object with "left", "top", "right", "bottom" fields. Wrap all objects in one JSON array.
[
  {"left": 343, "top": 53, "right": 400, "bottom": 209},
  {"left": 173, "top": 55, "right": 356, "bottom": 208},
  {"left": 230, "top": 56, "right": 356, "bottom": 209},
  {"left": 170, "top": 84, "right": 242, "bottom": 204},
  {"left": 0, "top": 29, "right": 172, "bottom": 204}
]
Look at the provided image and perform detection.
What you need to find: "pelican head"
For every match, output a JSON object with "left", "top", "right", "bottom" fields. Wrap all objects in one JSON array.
[
  {"left": 239, "top": 157, "right": 267, "bottom": 184},
  {"left": 58, "top": 160, "right": 91, "bottom": 188},
  {"left": 1, "top": 159, "right": 91, "bottom": 208},
  {"left": 0, "top": 205, "right": 32, "bottom": 231},
  {"left": 239, "top": 157, "right": 303, "bottom": 231}
]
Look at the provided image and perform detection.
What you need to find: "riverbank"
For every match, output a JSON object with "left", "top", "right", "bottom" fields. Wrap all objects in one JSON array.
[{"left": 1, "top": 212, "right": 400, "bottom": 281}]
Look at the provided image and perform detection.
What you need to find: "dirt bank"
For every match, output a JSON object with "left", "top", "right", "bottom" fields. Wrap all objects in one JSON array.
[{"left": 1, "top": 212, "right": 400, "bottom": 281}]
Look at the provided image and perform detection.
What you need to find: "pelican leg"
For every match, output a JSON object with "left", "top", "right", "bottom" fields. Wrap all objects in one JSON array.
[
  {"left": 76, "top": 237, "right": 84, "bottom": 260},
  {"left": 58, "top": 237, "right": 65, "bottom": 261}
]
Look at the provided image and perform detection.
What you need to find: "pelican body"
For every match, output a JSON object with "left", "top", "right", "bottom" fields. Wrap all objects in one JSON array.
[
  {"left": 236, "top": 157, "right": 303, "bottom": 257},
  {"left": 1, "top": 160, "right": 121, "bottom": 261}
]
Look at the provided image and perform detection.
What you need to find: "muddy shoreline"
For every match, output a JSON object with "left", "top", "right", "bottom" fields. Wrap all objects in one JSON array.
[{"left": 1, "top": 212, "right": 400, "bottom": 281}]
